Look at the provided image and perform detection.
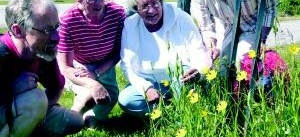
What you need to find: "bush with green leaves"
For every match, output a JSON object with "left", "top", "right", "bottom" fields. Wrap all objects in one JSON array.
[{"left": 278, "top": 0, "right": 300, "bottom": 16}]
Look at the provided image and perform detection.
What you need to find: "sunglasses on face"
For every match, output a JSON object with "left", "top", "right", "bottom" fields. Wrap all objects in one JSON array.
[
  {"left": 32, "top": 24, "right": 59, "bottom": 36},
  {"left": 138, "top": 1, "right": 161, "bottom": 12}
]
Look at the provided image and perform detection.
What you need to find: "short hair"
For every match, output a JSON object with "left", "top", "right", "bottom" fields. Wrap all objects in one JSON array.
[
  {"left": 5, "top": 0, "right": 57, "bottom": 33},
  {"left": 128, "top": 0, "right": 163, "bottom": 12}
]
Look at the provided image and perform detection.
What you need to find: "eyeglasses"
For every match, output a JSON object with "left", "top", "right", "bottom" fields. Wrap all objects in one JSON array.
[
  {"left": 85, "top": 0, "right": 102, "bottom": 4},
  {"left": 32, "top": 24, "right": 59, "bottom": 36},
  {"left": 138, "top": 1, "right": 161, "bottom": 12}
]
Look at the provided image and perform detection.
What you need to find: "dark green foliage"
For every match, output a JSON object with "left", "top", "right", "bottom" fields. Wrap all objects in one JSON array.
[{"left": 278, "top": 0, "right": 300, "bottom": 16}]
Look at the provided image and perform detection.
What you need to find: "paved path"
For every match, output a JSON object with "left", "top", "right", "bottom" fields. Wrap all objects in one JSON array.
[{"left": 0, "top": 3, "right": 299, "bottom": 46}]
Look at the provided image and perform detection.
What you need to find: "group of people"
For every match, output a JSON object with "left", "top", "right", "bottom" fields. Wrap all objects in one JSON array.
[{"left": 0, "top": 0, "right": 278, "bottom": 136}]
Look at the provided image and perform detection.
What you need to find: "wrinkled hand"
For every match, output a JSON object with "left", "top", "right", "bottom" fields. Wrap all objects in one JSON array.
[
  {"left": 181, "top": 68, "right": 201, "bottom": 83},
  {"left": 209, "top": 47, "right": 220, "bottom": 61},
  {"left": 146, "top": 88, "right": 160, "bottom": 103},
  {"left": 89, "top": 82, "right": 111, "bottom": 105},
  {"left": 205, "top": 38, "right": 220, "bottom": 61},
  {"left": 74, "top": 67, "right": 95, "bottom": 79}
]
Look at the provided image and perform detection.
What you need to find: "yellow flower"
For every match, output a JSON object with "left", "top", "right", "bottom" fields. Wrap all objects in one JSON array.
[
  {"left": 150, "top": 109, "right": 162, "bottom": 120},
  {"left": 201, "top": 110, "right": 208, "bottom": 117},
  {"left": 206, "top": 70, "right": 217, "bottom": 81},
  {"left": 187, "top": 89, "right": 195, "bottom": 97},
  {"left": 216, "top": 101, "right": 228, "bottom": 112},
  {"left": 189, "top": 92, "right": 199, "bottom": 104},
  {"left": 187, "top": 89, "right": 199, "bottom": 104},
  {"left": 236, "top": 70, "right": 247, "bottom": 81},
  {"left": 201, "top": 67, "right": 210, "bottom": 74},
  {"left": 176, "top": 128, "right": 187, "bottom": 137},
  {"left": 161, "top": 79, "right": 170, "bottom": 87},
  {"left": 248, "top": 50, "right": 256, "bottom": 58},
  {"left": 288, "top": 44, "right": 300, "bottom": 55}
]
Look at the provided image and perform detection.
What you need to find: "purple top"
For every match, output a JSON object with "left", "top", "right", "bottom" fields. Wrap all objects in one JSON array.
[
  {"left": 58, "top": 2, "right": 125, "bottom": 64},
  {"left": 0, "top": 32, "right": 65, "bottom": 103}
]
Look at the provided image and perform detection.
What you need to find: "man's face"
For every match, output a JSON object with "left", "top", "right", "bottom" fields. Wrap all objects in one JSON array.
[
  {"left": 25, "top": 6, "right": 59, "bottom": 61},
  {"left": 137, "top": 0, "right": 163, "bottom": 26}
]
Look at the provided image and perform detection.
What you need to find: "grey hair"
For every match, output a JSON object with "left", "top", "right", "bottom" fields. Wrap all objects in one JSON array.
[{"left": 5, "top": 0, "right": 57, "bottom": 33}]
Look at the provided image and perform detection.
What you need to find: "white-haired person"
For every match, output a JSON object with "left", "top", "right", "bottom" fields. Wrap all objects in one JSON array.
[{"left": 118, "top": 0, "right": 212, "bottom": 117}]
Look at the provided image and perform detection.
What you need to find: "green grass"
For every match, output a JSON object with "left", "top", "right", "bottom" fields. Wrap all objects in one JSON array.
[
  {"left": 0, "top": 28, "right": 7, "bottom": 33},
  {"left": 61, "top": 43, "right": 300, "bottom": 137}
]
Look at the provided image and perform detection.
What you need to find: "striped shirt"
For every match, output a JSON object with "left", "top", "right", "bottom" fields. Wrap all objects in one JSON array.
[
  {"left": 191, "top": 0, "right": 278, "bottom": 36},
  {"left": 58, "top": 2, "right": 125, "bottom": 64}
]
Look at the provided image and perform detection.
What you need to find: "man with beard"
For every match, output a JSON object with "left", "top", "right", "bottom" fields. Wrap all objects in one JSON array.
[
  {"left": 58, "top": 0, "right": 125, "bottom": 127},
  {"left": 0, "top": 0, "right": 84, "bottom": 136}
]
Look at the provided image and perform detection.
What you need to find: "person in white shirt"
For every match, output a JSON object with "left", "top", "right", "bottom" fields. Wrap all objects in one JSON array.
[{"left": 118, "top": 0, "right": 212, "bottom": 117}]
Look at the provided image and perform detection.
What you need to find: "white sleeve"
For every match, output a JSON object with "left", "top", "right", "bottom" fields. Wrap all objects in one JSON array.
[{"left": 120, "top": 26, "right": 153, "bottom": 97}]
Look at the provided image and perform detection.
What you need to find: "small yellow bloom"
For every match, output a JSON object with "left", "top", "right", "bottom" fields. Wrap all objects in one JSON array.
[
  {"left": 201, "top": 110, "right": 208, "bottom": 117},
  {"left": 150, "top": 109, "right": 162, "bottom": 120},
  {"left": 176, "top": 128, "right": 187, "bottom": 137},
  {"left": 206, "top": 70, "right": 217, "bottom": 81},
  {"left": 187, "top": 89, "right": 199, "bottom": 104},
  {"left": 236, "top": 70, "right": 247, "bottom": 81},
  {"left": 161, "top": 79, "right": 170, "bottom": 87},
  {"left": 288, "top": 44, "right": 300, "bottom": 55},
  {"left": 189, "top": 92, "right": 199, "bottom": 104},
  {"left": 248, "top": 50, "right": 256, "bottom": 58},
  {"left": 187, "top": 89, "right": 195, "bottom": 97},
  {"left": 201, "top": 67, "right": 210, "bottom": 74},
  {"left": 216, "top": 101, "right": 228, "bottom": 112}
]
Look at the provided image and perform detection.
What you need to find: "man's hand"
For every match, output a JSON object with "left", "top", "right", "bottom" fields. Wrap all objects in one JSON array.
[
  {"left": 181, "top": 68, "right": 201, "bottom": 83},
  {"left": 205, "top": 38, "right": 220, "bottom": 61},
  {"left": 146, "top": 88, "right": 160, "bottom": 103},
  {"left": 89, "top": 82, "right": 111, "bottom": 105}
]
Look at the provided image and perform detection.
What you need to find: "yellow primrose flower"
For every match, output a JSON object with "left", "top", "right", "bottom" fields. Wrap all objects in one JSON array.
[
  {"left": 161, "top": 79, "right": 170, "bottom": 87},
  {"left": 187, "top": 89, "right": 195, "bottom": 97},
  {"left": 176, "top": 128, "right": 187, "bottom": 137},
  {"left": 206, "top": 70, "right": 217, "bottom": 81},
  {"left": 248, "top": 50, "right": 256, "bottom": 58},
  {"left": 189, "top": 92, "right": 199, "bottom": 104},
  {"left": 216, "top": 101, "right": 228, "bottom": 112},
  {"left": 201, "top": 67, "right": 210, "bottom": 74},
  {"left": 288, "top": 44, "right": 300, "bottom": 55},
  {"left": 201, "top": 110, "right": 208, "bottom": 117},
  {"left": 236, "top": 70, "right": 247, "bottom": 81},
  {"left": 150, "top": 109, "right": 162, "bottom": 120}
]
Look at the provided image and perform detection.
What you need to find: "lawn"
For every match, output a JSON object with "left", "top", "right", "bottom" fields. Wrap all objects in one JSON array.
[{"left": 62, "top": 43, "right": 300, "bottom": 137}]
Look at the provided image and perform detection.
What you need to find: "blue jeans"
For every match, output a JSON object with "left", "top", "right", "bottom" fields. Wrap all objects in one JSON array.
[
  {"left": 118, "top": 82, "right": 172, "bottom": 117},
  {"left": 260, "top": 75, "right": 273, "bottom": 98}
]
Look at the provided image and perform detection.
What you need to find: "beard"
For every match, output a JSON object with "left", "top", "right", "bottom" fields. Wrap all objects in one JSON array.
[{"left": 36, "top": 42, "right": 57, "bottom": 62}]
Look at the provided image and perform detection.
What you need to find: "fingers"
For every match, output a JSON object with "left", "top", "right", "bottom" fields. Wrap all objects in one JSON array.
[
  {"left": 74, "top": 67, "right": 95, "bottom": 78},
  {"left": 181, "top": 69, "right": 200, "bottom": 83},
  {"left": 146, "top": 88, "right": 160, "bottom": 102},
  {"left": 212, "top": 48, "right": 220, "bottom": 61}
]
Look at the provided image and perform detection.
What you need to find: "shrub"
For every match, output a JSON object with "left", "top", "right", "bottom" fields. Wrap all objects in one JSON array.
[{"left": 277, "top": 0, "right": 300, "bottom": 16}]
